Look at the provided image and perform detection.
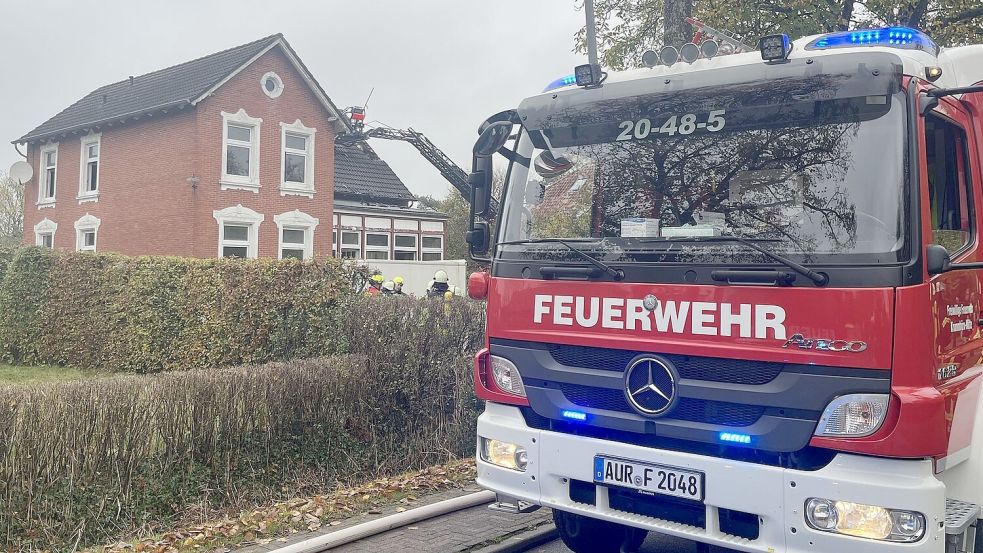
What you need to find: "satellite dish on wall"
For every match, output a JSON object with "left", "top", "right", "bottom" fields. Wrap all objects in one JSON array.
[{"left": 9, "top": 161, "right": 33, "bottom": 184}]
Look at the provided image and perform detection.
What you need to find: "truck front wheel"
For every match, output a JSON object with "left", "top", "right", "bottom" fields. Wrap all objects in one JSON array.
[{"left": 553, "top": 509, "right": 647, "bottom": 553}]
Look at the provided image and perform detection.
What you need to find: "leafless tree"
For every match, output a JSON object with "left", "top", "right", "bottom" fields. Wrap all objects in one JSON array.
[{"left": 0, "top": 171, "right": 25, "bottom": 247}]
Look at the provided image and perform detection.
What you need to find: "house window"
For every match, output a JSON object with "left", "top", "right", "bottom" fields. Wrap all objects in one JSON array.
[
  {"left": 79, "top": 133, "right": 101, "bottom": 200},
  {"left": 421, "top": 220, "right": 444, "bottom": 233},
  {"left": 227, "top": 126, "right": 252, "bottom": 176},
  {"left": 340, "top": 215, "right": 362, "bottom": 227},
  {"left": 422, "top": 235, "right": 443, "bottom": 261},
  {"left": 261, "top": 72, "right": 284, "bottom": 99},
  {"left": 279, "top": 120, "right": 316, "bottom": 197},
  {"left": 74, "top": 213, "right": 101, "bottom": 252},
  {"left": 365, "top": 232, "right": 390, "bottom": 260},
  {"left": 274, "top": 209, "right": 318, "bottom": 260},
  {"left": 340, "top": 231, "right": 360, "bottom": 259},
  {"left": 222, "top": 225, "right": 250, "bottom": 258},
  {"left": 284, "top": 135, "right": 308, "bottom": 182},
  {"left": 39, "top": 143, "right": 58, "bottom": 205},
  {"left": 281, "top": 229, "right": 306, "bottom": 259},
  {"left": 34, "top": 218, "right": 57, "bottom": 248},
  {"left": 213, "top": 204, "right": 264, "bottom": 258},
  {"left": 220, "top": 109, "right": 262, "bottom": 192},
  {"left": 364, "top": 217, "right": 391, "bottom": 229},
  {"left": 394, "top": 233, "right": 417, "bottom": 260},
  {"left": 394, "top": 218, "right": 417, "bottom": 231}
]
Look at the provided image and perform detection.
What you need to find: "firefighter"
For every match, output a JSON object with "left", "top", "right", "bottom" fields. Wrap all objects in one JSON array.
[
  {"left": 381, "top": 280, "right": 396, "bottom": 295},
  {"left": 392, "top": 276, "right": 406, "bottom": 295},
  {"left": 365, "top": 274, "right": 384, "bottom": 296},
  {"left": 427, "top": 270, "right": 450, "bottom": 298}
]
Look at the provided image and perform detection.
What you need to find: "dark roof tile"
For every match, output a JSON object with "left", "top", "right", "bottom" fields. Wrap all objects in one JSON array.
[
  {"left": 17, "top": 34, "right": 282, "bottom": 143},
  {"left": 334, "top": 144, "right": 415, "bottom": 203}
]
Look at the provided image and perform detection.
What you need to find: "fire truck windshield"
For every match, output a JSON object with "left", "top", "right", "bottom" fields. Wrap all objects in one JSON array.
[{"left": 499, "top": 74, "right": 908, "bottom": 267}]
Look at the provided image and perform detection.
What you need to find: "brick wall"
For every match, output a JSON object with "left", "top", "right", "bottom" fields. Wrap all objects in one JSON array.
[
  {"left": 22, "top": 45, "right": 338, "bottom": 259},
  {"left": 21, "top": 108, "right": 198, "bottom": 256},
  {"left": 193, "top": 46, "right": 337, "bottom": 259}
]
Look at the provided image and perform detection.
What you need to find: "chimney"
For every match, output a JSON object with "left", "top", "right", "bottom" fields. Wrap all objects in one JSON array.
[{"left": 129, "top": 76, "right": 134, "bottom": 85}]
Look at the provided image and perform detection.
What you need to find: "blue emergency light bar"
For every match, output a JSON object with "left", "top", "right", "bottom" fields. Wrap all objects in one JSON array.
[
  {"left": 561, "top": 409, "right": 588, "bottom": 422},
  {"left": 543, "top": 74, "right": 577, "bottom": 92},
  {"left": 719, "top": 432, "right": 752, "bottom": 445},
  {"left": 806, "top": 26, "right": 938, "bottom": 56}
]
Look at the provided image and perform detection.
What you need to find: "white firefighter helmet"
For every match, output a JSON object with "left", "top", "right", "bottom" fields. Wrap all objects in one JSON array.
[
  {"left": 434, "top": 270, "right": 449, "bottom": 283},
  {"left": 382, "top": 280, "right": 395, "bottom": 292}
]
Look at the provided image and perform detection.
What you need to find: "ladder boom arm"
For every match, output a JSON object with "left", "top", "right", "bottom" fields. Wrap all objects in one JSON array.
[{"left": 341, "top": 126, "right": 499, "bottom": 213}]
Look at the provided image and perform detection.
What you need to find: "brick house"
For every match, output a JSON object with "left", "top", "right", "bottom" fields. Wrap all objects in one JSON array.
[{"left": 14, "top": 34, "right": 447, "bottom": 261}]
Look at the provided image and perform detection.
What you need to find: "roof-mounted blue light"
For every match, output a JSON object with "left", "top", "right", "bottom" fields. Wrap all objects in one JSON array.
[
  {"left": 806, "top": 26, "right": 938, "bottom": 56},
  {"left": 543, "top": 74, "right": 577, "bottom": 92}
]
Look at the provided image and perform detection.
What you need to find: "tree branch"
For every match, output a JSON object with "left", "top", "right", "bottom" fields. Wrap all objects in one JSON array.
[
  {"left": 942, "top": 6, "right": 983, "bottom": 23},
  {"left": 906, "top": 0, "right": 929, "bottom": 27},
  {"left": 838, "top": 0, "right": 855, "bottom": 30}
]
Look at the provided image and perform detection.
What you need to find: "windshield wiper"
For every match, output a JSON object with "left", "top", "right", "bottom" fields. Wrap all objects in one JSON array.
[
  {"left": 498, "top": 238, "right": 624, "bottom": 280},
  {"left": 641, "top": 235, "right": 827, "bottom": 286}
]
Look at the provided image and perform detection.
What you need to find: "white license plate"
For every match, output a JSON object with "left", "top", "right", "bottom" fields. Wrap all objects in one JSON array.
[{"left": 594, "top": 455, "right": 704, "bottom": 501}]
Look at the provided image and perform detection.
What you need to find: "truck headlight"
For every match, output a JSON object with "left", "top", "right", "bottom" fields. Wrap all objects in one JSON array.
[
  {"left": 814, "top": 394, "right": 888, "bottom": 437},
  {"left": 480, "top": 438, "right": 528, "bottom": 472},
  {"left": 490, "top": 356, "right": 526, "bottom": 398},
  {"left": 805, "top": 498, "right": 924, "bottom": 542}
]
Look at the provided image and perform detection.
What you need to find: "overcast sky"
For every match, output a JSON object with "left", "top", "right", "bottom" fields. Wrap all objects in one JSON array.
[{"left": 0, "top": 0, "right": 586, "bottom": 200}]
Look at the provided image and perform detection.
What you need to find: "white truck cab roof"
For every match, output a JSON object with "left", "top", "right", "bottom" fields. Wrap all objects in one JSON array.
[{"left": 540, "top": 27, "right": 983, "bottom": 97}]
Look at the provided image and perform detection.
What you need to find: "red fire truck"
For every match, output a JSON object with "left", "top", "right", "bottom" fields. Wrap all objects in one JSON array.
[{"left": 464, "top": 26, "right": 983, "bottom": 553}]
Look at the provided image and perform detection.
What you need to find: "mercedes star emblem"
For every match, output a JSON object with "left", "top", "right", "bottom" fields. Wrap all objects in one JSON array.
[{"left": 624, "top": 357, "right": 678, "bottom": 416}]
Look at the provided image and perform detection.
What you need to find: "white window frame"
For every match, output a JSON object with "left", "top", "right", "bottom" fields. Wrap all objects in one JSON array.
[
  {"left": 74, "top": 213, "right": 101, "bottom": 252},
  {"left": 261, "top": 71, "right": 284, "bottom": 99},
  {"left": 421, "top": 220, "right": 445, "bottom": 233},
  {"left": 34, "top": 218, "right": 57, "bottom": 248},
  {"left": 274, "top": 209, "right": 319, "bottom": 260},
  {"left": 38, "top": 142, "right": 58, "bottom": 208},
  {"left": 279, "top": 119, "right": 316, "bottom": 197},
  {"left": 220, "top": 109, "right": 262, "bottom": 192},
  {"left": 393, "top": 233, "right": 418, "bottom": 261},
  {"left": 421, "top": 234, "right": 443, "bottom": 261},
  {"left": 339, "top": 230, "right": 361, "bottom": 259},
  {"left": 213, "top": 204, "right": 264, "bottom": 259},
  {"left": 394, "top": 218, "right": 418, "bottom": 231},
  {"left": 78, "top": 133, "right": 101, "bottom": 203},
  {"left": 364, "top": 231, "right": 390, "bottom": 260},
  {"left": 340, "top": 214, "right": 362, "bottom": 227},
  {"left": 364, "top": 216, "right": 391, "bottom": 229}
]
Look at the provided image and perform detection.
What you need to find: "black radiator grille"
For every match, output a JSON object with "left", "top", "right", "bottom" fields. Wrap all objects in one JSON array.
[
  {"left": 558, "top": 383, "right": 764, "bottom": 427},
  {"left": 547, "top": 343, "right": 783, "bottom": 385}
]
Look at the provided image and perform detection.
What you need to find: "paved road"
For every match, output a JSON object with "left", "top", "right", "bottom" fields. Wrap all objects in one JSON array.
[{"left": 526, "top": 532, "right": 739, "bottom": 553}]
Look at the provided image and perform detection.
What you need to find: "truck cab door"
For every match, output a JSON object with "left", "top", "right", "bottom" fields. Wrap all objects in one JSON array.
[{"left": 925, "top": 96, "right": 983, "bottom": 465}]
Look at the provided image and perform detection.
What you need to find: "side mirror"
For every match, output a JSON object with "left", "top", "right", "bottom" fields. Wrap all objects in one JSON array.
[
  {"left": 470, "top": 156, "right": 493, "bottom": 218},
  {"left": 467, "top": 220, "right": 490, "bottom": 256},
  {"left": 473, "top": 121, "right": 512, "bottom": 157},
  {"left": 926, "top": 244, "right": 951, "bottom": 275}
]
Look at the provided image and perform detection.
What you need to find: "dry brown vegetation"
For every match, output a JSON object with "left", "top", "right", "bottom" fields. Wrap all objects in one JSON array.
[{"left": 0, "top": 296, "right": 486, "bottom": 550}]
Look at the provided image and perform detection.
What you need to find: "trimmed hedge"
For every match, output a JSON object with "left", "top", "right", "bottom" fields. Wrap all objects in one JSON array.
[
  {"left": 0, "top": 297, "right": 485, "bottom": 549},
  {"left": 0, "top": 248, "right": 370, "bottom": 372}
]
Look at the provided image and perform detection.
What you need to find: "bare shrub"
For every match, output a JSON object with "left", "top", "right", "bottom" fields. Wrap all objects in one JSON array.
[{"left": 0, "top": 297, "right": 485, "bottom": 549}]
